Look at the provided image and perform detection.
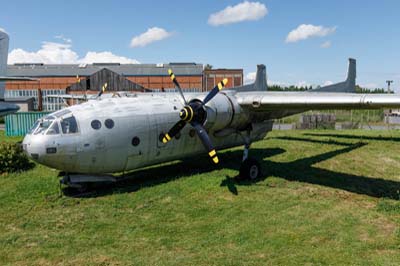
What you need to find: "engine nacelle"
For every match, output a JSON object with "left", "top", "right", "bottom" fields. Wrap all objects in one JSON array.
[{"left": 204, "top": 92, "right": 249, "bottom": 132}]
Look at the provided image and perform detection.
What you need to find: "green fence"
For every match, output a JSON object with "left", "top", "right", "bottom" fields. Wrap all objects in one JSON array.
[{"left": 5, "top": 112, "right": 51, "bottom": 136}]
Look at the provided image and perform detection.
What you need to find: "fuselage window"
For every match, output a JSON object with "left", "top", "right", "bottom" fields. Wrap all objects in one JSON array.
[
  {"left": 132, "top": 137, "right": 140, "bottom": 146},
  {"left": 105, "top": 119, "right": 114, "bottom": 129},
  {"left": 91, "top": 119, "right": 102, "bottom": 130},
  {"left": 61, "top": 116, "right": 79, "bottom": 134}
]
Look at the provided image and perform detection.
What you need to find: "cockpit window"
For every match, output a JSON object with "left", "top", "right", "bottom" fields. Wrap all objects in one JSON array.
[
  {"left": 28, "top": 120, "right": 40, "bottom": 134},
  {"left": 34, "top": 119, "right": 53, "bottom": 135},
  {"left": 61, "top": 116, "right": 79, "bottom": 134},
  {"left": 46, "top": 121, "right": 60, "bottom": 135}
]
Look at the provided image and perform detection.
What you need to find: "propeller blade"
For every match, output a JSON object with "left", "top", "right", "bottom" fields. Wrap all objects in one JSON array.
[
  {"left": 162, "top": 120, "right": 187, "bottom": 143},
  {"left": 203, "top": 78, "right": 228, "bottom": 105},
  {"left": 192, "top": 122, "right": 219, "bottom": 164},
  {"left": 98, "top": 82, "right": 108, "bottom": 98},
  {"left": 168, "top": 69, "right": 188, "bottom": 105}
]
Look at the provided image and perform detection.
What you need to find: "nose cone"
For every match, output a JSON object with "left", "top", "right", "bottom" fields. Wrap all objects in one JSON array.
[{"left": 22, "top": 134, "right": 50, "bottom": 164}]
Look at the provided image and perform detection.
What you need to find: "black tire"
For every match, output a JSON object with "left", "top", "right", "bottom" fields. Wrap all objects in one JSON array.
[{"left": 239, "top": 158, "right": 261, "bottom": 180}]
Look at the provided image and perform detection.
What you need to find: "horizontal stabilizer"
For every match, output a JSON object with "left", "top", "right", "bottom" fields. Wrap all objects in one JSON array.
[{"left": 313, "top": 58, "right": 356, "bottom": 93}]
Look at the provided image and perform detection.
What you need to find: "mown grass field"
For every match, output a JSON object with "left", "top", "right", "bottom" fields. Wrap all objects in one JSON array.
[{"left": 1, "top": 130, "right": 400, "bottom": 265}]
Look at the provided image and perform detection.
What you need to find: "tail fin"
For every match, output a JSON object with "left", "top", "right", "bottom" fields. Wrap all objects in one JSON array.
[
  {"left": 254, "top": 64, "right": 267, "bottom": 90},
  {"left": 233, "top": 64, "right": 267, "bottom": 92},
  {"left": 0, "top": 30, "right": 9, "bottom": 99},
  {"left": 313, "top": 58, "right": 356, "bottom": 93},
  {"left": 346, "top": 58, "right": 356, "bottom": 89}
]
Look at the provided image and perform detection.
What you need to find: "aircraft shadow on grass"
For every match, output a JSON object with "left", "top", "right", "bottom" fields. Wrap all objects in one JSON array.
[
  {"left": 303, "top": 132, "right": 400, "bottom": 142},
  {"left": 64, "top": 135, "right": 400, "bottom": 199}
]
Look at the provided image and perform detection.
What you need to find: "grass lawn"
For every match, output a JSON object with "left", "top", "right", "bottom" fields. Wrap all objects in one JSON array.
[{"left": 1, "top": 129, "right": 400, "bottom": 265}]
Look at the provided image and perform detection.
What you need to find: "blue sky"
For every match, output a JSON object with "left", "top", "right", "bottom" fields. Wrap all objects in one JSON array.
[{"left": 1, "top": 0, "right": 399, "bottom": 91}]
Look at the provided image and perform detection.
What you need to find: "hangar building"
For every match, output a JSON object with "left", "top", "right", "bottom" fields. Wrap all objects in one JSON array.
[{"left": 5, "top": 63, "right": 243, "bottom": 111}]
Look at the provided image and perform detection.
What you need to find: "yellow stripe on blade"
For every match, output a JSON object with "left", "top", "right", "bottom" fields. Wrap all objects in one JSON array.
[
  {"left": 209, "top": 150, "right": 216, "bottom": 157},
  {"left": 212, "top": 156, "right": 219, "bottom": 164},
  {"left": 217, "top": 78, "right": 228, "bottom": 90},
  {"left": 168, "top": 69, "right": 175, "bottom": 80}
]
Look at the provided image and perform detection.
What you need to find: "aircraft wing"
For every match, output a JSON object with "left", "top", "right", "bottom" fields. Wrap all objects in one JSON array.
[
  {"left": 236, "top": 91, "right": 400, "bottom": 112},
  {"left": 0, "top": 76, "right": 38, "bottom": 81},
  {"left": 0, "top": 102, "right": 19, "bottom": 116}
]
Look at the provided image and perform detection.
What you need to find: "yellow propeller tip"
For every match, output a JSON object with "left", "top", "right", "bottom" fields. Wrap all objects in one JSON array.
[
  {"left": 168, "top": 69, "right": 173, "bottom": 74},
  {"left": 162, "top": 138, "right": 168, "bottom": 144},
  {"left": 212, "top": 157, "right": 219, "bottom": 164},
  {"left": 222, "top": 78, "right": 228, "bottom": 85}
]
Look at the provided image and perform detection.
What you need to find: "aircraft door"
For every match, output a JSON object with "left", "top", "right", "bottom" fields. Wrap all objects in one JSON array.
[{"left": 76, "top": 118, "right": 106, "bottom": 173}]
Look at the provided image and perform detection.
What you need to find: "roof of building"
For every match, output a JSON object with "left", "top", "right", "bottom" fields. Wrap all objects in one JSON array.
[
  {"left": 6, "top": 63, "right": 203, "bottom": 77},
  {"left": 204, "top": 68, "right": 243, "bottom": 73}
]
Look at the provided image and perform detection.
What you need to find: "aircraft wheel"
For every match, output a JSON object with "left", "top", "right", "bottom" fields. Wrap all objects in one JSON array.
[{"left": 239, "top": 158, "right": 261, "bottom": 180}]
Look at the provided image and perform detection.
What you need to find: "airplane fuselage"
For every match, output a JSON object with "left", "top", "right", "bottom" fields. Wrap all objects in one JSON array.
[{"left": 23, "top": 92, "right": 272, "bottom": 174}]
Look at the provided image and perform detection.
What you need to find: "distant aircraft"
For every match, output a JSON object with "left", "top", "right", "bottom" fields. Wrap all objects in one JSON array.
[
  {"left": 0, "top": 102, "right": 19, "bottom": 116},
  {"left": 21, "top": 58, "right": 400, "bottom": 188},
  {"left": 0, "top": 30, "right": 37, "bottom": 116}
]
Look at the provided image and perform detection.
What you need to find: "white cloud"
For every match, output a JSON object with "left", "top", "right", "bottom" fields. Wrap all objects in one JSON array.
[
  {"left": 80, "top": 51, "right": 139, "bottom": 64},
  {"left": 208, "top": 1, "right": 268, "bottom": 26},
  {"left": 55, "top": 34, "right": 72, "bottom": 43},
  {"left": 320, "top": 41, "right": 331, "bottom": 48},
  {"left": 296, "top": 81, "right": 310, "bottom": 87},
  {"left": 323, "top": 80, "right": 333, "bottom": 86},
  {"left": 8, "top": 41, "right": 139, "bottom": 64},
  {"left": 245, "top": 72, "right": 256, "bottom": 84},
  {"left": 285, "top": 24, "right": 336, "bottom": 43},
  {"left": 130, "top": 27, "right": 173, "bottom": 48}
]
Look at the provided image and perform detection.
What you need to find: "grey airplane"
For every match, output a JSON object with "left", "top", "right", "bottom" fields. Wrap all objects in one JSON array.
[{"left": 21, "top": 58, "right": 400, "bottom": 187}]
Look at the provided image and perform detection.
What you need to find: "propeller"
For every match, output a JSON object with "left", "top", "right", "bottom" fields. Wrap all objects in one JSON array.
[
  {"left": 97, "top": 82, "right": 108, "bottom": 98},
  {"left": 162, "top": 69, "right": 227, "bottom": 164}
]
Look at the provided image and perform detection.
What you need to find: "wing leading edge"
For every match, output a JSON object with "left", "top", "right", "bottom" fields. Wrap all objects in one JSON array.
[{"left": 236, "top": 92, "right": 400, "bottom": 112}]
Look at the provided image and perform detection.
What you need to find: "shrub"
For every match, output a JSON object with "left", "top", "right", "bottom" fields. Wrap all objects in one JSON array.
[{"left": 0, "top": 142, "right": 32, "bottom": 174}]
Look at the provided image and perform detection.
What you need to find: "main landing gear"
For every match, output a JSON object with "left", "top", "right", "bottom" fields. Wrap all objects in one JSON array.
[{"left": 238, "top": 134, "right": 261, "bottom": 180}]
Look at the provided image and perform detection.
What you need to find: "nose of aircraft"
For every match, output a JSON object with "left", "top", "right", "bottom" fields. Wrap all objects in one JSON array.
[{"left": 22, "top": 134, "right": 47, "bottom": 163}]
